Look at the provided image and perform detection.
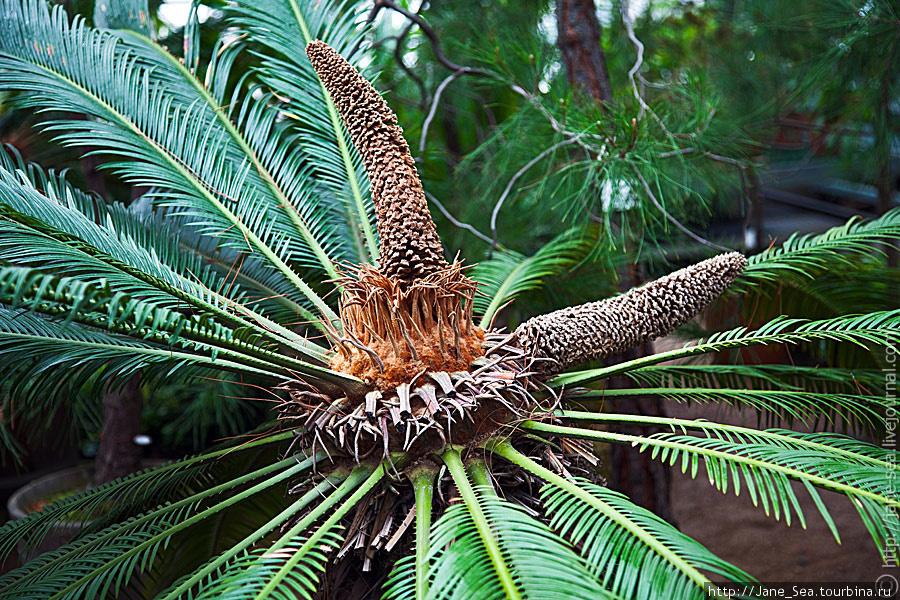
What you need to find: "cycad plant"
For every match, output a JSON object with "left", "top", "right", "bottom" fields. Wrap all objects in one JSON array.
[{"left": 0, "top": 1, "right": 898, "bottom": 599}]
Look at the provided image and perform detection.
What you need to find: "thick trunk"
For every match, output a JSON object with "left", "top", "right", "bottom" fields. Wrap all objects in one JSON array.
[
  {"left": 92, "top": 376, "right": 143, "bottom": 486},
  {"left": 555, "top": 0, "right": 613, "bottom": 104}
]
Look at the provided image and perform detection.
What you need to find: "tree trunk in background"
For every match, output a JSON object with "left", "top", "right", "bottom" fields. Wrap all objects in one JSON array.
[
  {"left": 556, "top": 0, "right": 613, "bottom": 104},
  {"left": 93, "top": 376, "right": 143, "bottom": 486},
  {"left": 606, "top": 391, "right": 676, "bottom": 524},
  {"left": 877, "top": 73, "right": 898, "bottom": 268}
]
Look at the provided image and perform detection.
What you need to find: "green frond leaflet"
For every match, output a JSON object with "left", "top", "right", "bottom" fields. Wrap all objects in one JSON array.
[
  {"left": 520, "top": 421, "right": 900, "bottom": 554},
  {"left": 486, "top": 439, "right": 714, "bottom": 596},
  {"left": 552, "top": 310, "right": 900, "bottom": 386},
  {"left": 0, "top": 429, "right": 295, "bottom": 565},
  {"left": 473, "top": 229, "right": 589, "bottom": 328},
  {"left": 251, "top": 463, "right": 385, "bottom": 600},
  {"left": 555, "top": 411, "right": 895, "bottom": 470},
  {"left": 441, "top": 448, "right": 522, "bottom": 600},
  {"left": 160, "top": 474, "right": 348, "bottom": 600}
]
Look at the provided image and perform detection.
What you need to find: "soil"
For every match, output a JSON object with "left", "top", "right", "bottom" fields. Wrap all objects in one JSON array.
[
  {"left": 26, "top": 486, "right": 87, "bottom": 514},
  {"left": 667, "top": 399, "right": 891, "bottom": 583}
]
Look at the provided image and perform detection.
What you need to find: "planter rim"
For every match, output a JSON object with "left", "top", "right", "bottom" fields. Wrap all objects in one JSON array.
[
  {"left": 6, "top": 464, "right": 94, "bottom": 527},
  {"left": 6, "top": 459, "right": 168, "bottom": 524}
]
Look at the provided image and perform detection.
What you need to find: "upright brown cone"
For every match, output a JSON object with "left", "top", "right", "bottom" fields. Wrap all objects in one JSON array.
[
  {"left": 306, "top": 41, "right": 448, "bottom": 283},
  {"left": 515, "top": 252, "right": 747, "bottom": 375}
]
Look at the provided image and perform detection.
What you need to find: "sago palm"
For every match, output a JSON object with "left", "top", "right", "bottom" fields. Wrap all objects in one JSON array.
[{"left": 0, "top": 1, "right": 897, "bottom": 599}]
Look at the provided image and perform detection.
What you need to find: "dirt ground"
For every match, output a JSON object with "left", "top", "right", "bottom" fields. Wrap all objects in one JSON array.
[{"left": 667, "top": 399, "right": 891, "bottom": 584}]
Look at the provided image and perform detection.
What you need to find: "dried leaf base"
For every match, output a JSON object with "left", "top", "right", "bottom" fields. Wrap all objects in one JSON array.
[{"left": 280, "top": 332, "right": 552, "bottom": 462}]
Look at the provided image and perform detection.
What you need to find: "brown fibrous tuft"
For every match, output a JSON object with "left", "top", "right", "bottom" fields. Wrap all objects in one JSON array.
[
  {"left": 306, "top": 40, "right": 448, "bottom": 283},
  {"left": 327, "top": 262, "right": 485, "bottom": 390},
  {"left": 515, "top": 252, "right": 747, "bottom": 375}
]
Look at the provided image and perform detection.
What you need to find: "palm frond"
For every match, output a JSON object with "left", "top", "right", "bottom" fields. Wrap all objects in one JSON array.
[
  {"left": 542, "top": 479, "right": 752, "bottom": 599},
  {"left": 0, "top": 308, "right": 288, "bottom": 407},
  {"left": 382, "top": 467, "right": 437, "bottom": 600},
  {"left": 472, "top": 229, "right": 590, "bottom": 328},
  {"left": 487, "top": 440, "right": 751, "bottom": 600},
  {"left": 626, "top": 364, "right": 886, "bottom": 395},
  {"left": 0, "top": 431, "right": 295, "bottom": 566},
  {"left": 429, "top": 449, "right": 606, "bottom": 600},
  {"left": 557, "top": 411, "right": 895, "bottom": 468},
  {"left": 522, "top": 421, "right": 900, "bottom": 558},
  {"left": 0, "top": 266, "right": 353, "bottom": 389},
  {"left": 0, "top": 136, "right": 330, "bottom": 364},
  {"left": 114, "top": 30, "right": 352, "bottom": 280},
  {"left": 573, "top": 386, "right": 887, "bottom": 430},
  {"left": 383, "top": 555, "right": 417, "bottom": 600},
  {"left": 0, "top": 453, "right": 318, "bottom": 600},
  {"left": 228, "top": 0, "right": 378, "bottom": 265},
  {"left": 742, "top": 207, "right": 900, "bottom": 283},
  {"left": 153, "top": 475, "right": 345, "bottom": 600},
  {"left": 0, "top": 0, "right": 338, "bottom": 326},
  {"left": 553, "top": 310, "right": 900, "bottom": 386},
  {"left": 178, "top": 464, "right": 382, "bottom": 600},
  {"left": 0, "top": 147, "right": 225, "bottom": 308}
]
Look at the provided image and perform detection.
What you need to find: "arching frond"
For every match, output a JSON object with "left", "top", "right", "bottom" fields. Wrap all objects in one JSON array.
[
  {"left": 522, "top": 421, "right": 900, "bottom": 557},
  {"left": 0, "top": 308, "right": 287, "bottom": 405},
  {"left": 428, "top": 449, "right": 606, "bottom": 600},
  {"left": 153, "top": 475, "right": 345, "bottom": 600},
  {"left": 0, "top": 0, "right": 338, "bottom": 326},
  {"left": 0, "top": 135, "right": 330, "bottom": 364},
  {"left": 627, "top": 364, "right": 886, "bottom": 396},
  {"left": 112, "top": 30, "right": 352, "bottom": 280},
  {"left": 542, "top": 479, "right": 752, "bottom": 600},
  {"left": 228, "top": 0, "right": 378, "bottom": 265},
  {"left": 553, "top": 310, "right": 900, "bottom": 386},
  {"left": 556, "top": 411, "right": 895, "bottom": 469},
  {"left": 472, "top": 229, "right": 590, "bottom": 328},
  {"left": 487, "top": 441, "right": 751, "bottom": 600},
  {"left": 0, "top": 266, "right": 354, "bottom": 389},
  {"left": 175, "top": 464, "right": 382, "bottom": 600},
  {"left": 0, "top": 453, "right": 318, "bottom": 600},
  {"left": 572, "top": 386, "right": 887, "bottom": 430},
  {"left": 0, "top": 434, "right": 273, "bottom": 565},
  {"left": 742, "top": 207, "right": 900, "bottom": 283}
]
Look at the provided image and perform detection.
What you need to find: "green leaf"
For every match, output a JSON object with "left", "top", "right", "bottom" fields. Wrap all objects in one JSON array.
[
  {"left": 486, "top": 440, "right": 743, "bottom": 600},
  {"left": 0, "top": 451, "right": 319, "bottom": 599},
  {"left": 574, "top": 386, "right": 888, "bottom": 430},
  {"left": 522, "top": 421, "right": 900, "bottom": 558},
  {"left": 228, "top": 0, "right": 378, "bottom": 265},
  {"left": 743, "top": 208, "right": 900, "bottom": 283},
  {"left": 552, "top": 310, "right": 900, "bottom": 386},
  {"left": 429, "top": 449, "right": 608, "bottom": 600},
  {"left": 472, "top": 229, "right": 590, "bottom": 329},
  {"left": 0, "top": 0, "right": 338, "bottom": 327}
]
